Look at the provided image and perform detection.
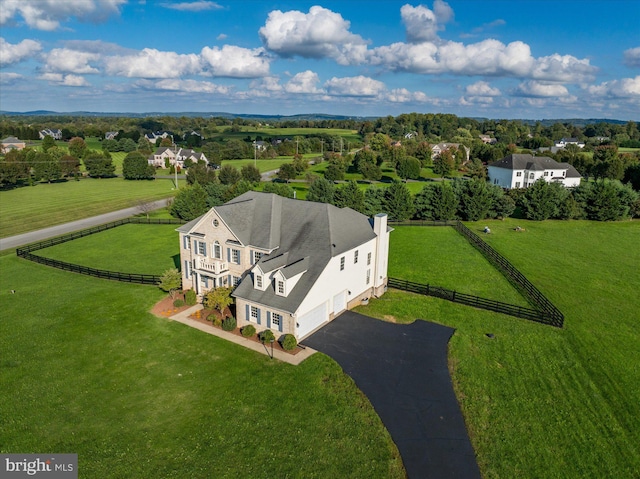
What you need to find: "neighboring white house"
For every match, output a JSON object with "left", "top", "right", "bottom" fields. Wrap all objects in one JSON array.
[
  {"left": 105, "top": 131, "right": 119, "bottom": 140},
  {"left": 145, "top": 131, "right": 173, "bottom": 144},
  {"left": 555, "top": 137, "right": 585, "bottom": 149},
  {"left": 148, "top": 147, "right": 208, "bottom": 168},
  {"left": 488, "top": 154, "right": 582, "bottom": 189},
  {"left": 176, "top": 191, "right": 391, "bottom": 340},
  {"left": 1, "top": 136, "right": 26, "bottom": 153},
  {"left": 39, "top": 129, "right": 62, "bottom": 140}
]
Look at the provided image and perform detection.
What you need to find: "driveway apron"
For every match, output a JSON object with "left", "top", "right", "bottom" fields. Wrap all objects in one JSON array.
[{"left": 303, "top": 310, "right": 481, "bottom": 479}]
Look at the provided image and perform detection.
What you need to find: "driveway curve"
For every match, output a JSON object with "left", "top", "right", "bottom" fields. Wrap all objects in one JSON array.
[{"left": 302, "top": 311, "right": 480, "bottom": 479}]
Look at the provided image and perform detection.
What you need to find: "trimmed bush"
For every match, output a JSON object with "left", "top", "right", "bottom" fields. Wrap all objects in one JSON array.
[
  {"left": 259, "top": 329, "right": 275, "bottom": 344},
  {"left": 184, "top": 289, "right": 197, "bottom": 306},
  {"left": 173, "top": 299, "right": 185, "bottom": 307},
  {"left": 212, "top": 316, "right": 223, "bottom": 328},
  {"left": 280, "top": 334, "right": 297, "bottom": 351},
  {"left": 222, "top": 316, "right": 236, "bottom": 332},
  {"left": 241, "top": 325, "right": 256, "bottom": 338},
  {"left": 206, "top": 313, "right": 217, "bottom": 323}
]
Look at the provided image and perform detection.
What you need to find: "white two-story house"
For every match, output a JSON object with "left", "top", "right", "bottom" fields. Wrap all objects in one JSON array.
[
  {"left": 488, "top": 154, "right": 582, "bottom": 189},
  {"left": 176, "top": 191, "right": 391, "bottom": 340},
  {"left": 148, "top": 147, "right": 208, "bottom": 168}
]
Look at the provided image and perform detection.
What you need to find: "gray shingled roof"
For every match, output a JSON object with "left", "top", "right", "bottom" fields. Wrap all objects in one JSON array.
[
  {"left": 222, "top": 191, "right": 377, "bottom": 313},
  {"left": 489, "top": 154, "right": 564, "bottom": 171}
]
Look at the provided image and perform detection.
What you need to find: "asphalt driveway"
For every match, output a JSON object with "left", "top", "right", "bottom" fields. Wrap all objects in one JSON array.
[{"left": 302, "top": 311, "right": 480, "bottom": 479}]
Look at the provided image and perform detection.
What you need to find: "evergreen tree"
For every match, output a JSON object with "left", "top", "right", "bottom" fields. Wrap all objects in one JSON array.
[
  {"left": 519, "top": 180, "right": 567, "bottom": 220},
  {"left": 306, "top": 177, "right": 335, "bottom": 204},
  {"left": 123, "top": 151, "right": 155, "bottom": 180},
  {"left": 396, "top": 156, "right": 421, "bottom": 181},
  {"left": 334, "top": 180, "right": 365, "bottom": 213},
  {"left": 240, "top": 164, "right": 261, "bottom": 184},
  {"left": 218, "top": 164, "right": 241, "bottom": 185},
  {"left": 383, "top": 180, "right": 414, "bottom": 221},
  {"left": 170, "top": 182, "right": 209, "bottom": 220},
  {"left": 363, "top": 186, "right": 385, "bottom": 217},
  {"left": 84, "top": 151, "right": 116, "bottom": 178},
  {"left": 454, "top": 178, "right": 493, "bottom": 221},
  {"left": 187, "top": 162, "right": 217, "bottom": 185}
]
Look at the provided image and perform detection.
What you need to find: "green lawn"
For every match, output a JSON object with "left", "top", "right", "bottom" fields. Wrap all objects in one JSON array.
[
  {"left": 0, "top": 178, "right": 175, "bottom": 238},
  {"left": 35, "top": 224, "right": 179, "bottom": 275},
  {"left": 221, "top": 158, "right": 293, "bottom": 173},
  {"left": 358, "top": 218, "right": 640, "bottom": 478},
  {"left": 0, "top": 253, "right": 403, "bottom": 478}
]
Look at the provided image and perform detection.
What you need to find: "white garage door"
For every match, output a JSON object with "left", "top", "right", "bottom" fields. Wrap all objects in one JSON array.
[
  {"left": 297, "top": 302, "right": 328, "bottom": 339},
  {"left": 333, "top": 290, "right": 347, "bottom": 315}
]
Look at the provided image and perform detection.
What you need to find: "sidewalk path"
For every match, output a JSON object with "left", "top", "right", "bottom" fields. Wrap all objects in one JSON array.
[
  {"left": 0, "top": 199, "right": 169, "bottom": 251},
  {"left": 169, "top": 305, "right": 316, "bottom": 366}
]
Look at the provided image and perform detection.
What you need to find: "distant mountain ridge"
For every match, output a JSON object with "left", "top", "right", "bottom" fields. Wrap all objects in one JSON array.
[{"left": 0, "top": 110, "right": 631, "bottom": 125}]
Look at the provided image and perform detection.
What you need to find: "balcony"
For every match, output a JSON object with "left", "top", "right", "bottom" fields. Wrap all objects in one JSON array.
[{"left": 195, "top": 258, "right": 229, "bottom": 275}]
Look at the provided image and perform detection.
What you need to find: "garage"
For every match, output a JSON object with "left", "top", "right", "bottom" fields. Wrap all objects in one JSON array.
[
  {"left": 296, "top": 301, "right": 328, "bottom": 339},
  {"left": 333, "top": 290, "right": 347, "bottom": 315}
]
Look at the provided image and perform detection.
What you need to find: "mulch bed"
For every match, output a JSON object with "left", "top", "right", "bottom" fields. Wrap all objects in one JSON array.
[{"left": 150, "top": 293, "right": 192, "bottom": 318}]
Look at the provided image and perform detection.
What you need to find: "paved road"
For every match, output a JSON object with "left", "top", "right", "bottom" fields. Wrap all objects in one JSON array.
[
  {"left": 303, "top": 311, "right": 481, "bottom": 479},
  {"left": 0, "top": 199, "right": 169, "bottom": 251}
]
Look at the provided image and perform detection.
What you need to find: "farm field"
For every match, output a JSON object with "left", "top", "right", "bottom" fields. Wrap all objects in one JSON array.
[
  {"left": 359, "top": 219, "right": 640, "bottom": 478},
  {"left": 0, "top": 177, "right": 175, "bottom": 238}
]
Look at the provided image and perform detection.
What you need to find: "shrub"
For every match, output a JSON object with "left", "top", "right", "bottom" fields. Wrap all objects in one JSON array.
[
  {"left": 280, "top": 334, "right": 297, "bottom": 351},
  {"left": 222, "top": 316, "right": 236, "bottom": 331},
  {"left": 206, "top": 313, "right": 217, "bottom": 322},
  {"left": 184, "top": 289, "right": 197, "bottom": 306},
  {"left": 259, "top": 329, "right": 275, "bottom": 344},
  {"left": 173, "top": 299, "right": 185, "bottom": 308},
  {"left": 212, "top": 316, "right": 223, "bottom": 328},
  {"left": 241, "top": 325, "right": 256, "bottom": 338}
]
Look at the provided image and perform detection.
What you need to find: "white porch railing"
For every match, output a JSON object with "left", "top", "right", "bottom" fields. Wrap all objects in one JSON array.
[{"left": 195, "top": 258, "right": 229, "bottom": 275}]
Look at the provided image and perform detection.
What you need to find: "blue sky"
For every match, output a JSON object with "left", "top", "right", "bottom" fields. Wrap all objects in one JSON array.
[{"left": 1, "top": 0, "right": 639, "bottom": 119}]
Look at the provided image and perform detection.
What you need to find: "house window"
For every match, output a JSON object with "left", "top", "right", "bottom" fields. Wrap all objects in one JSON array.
[
  {"left": 366, "top": 269, "right": 371, "bottom": 285},
  {"left": 212, "top": 218, "right": 219, "bottom": 227},
  {"left": 529, "top": 173, "right": 534, "bottom": 179},
  {"left": 544, "top": 171, "right": 549, "bottom": 176},
  {"left": 196, "top": 240, "right": 206, "bottom": 256},
  {"left": 272, "top": 313, "right": 282, "bottom": 328},
  {"left": 231, "top": 249, "right": 240, "bottom": 264},
  {"left": 251, "top": 306, "right": 259, "bottom": 321},
  {"left": 515, "top": 182, "right": 521, "bottom": 188},
  {"left": 232, "top": 276, "right": 241, "bottom": 286},
  {"left": 562, "top": 171, "right": 566, "bottom": 177},
  {"left": 354, "top": 250, "right": 358, "bottom": 264},
  {"left": 277, "top": 280, "right": 285, "bottom": 295},
  {"left": 367, "top": 252, "right": 372, "bottom": 266},
  {"left": 516, "top": 171, "right": 522, "bottom": 177},
  {"left": 256, "top": 275, "right": 263, "bottom": 288},
  {"left": 340, "top": 256, "right": 345, "bottom": 271},
  {"left": 183, "top": 235, "right": 190, "bottom": 250},
  {"left": 253, "top": 251, "right": 263, "bottom": 264},
  {"left": 213, "top": 241, "right": 221, "bottom": 259}
]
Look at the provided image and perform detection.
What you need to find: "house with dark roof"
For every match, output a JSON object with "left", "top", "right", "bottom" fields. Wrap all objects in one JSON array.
[
  {"left": 177, "top": 191, "right": 391, "bottom": 340},
  {"left": 148, "top": 147, "right": 208, "bottom": 168},
  {"left": 488, "top": 154, "right": 581, "bottom": 189},
  {"left": 39, "top": 128, "right": 62, "bottom": 140}
]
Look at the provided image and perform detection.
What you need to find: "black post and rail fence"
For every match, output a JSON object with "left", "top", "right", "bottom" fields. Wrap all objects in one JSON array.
[
  {"left": 16, "top": 218, "right": 185, "bottom": 286},
  {"left": 389, "top": 220, "right": 564, "bottom": 328}
]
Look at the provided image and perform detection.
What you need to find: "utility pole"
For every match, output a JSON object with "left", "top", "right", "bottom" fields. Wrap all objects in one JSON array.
[
  {"left": 254, "top": 140, "right": 257, "bottom": 167},
  {"left": 174, "top": 143, "right": 178, "bottom": 189}
]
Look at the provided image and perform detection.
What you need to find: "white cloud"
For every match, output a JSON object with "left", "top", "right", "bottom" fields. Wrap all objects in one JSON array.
[
  {"left": 284, "top": 71, "right": 323, "bottom": 94},
  {"left": 249, "top": 76, "right": 283, "bottom": 93},
  {"left": 367, "top": 38, "right": 596, "bottom": 82},
  {"left": 104, "top": 48, "right": 201, "bottom": 78},
  {"left": 587, "top": 76, "right": 640, "bottom": 98},
  {"left": 160, "top": 2, "right": 223, "bottom": 12},
  {"left": 200, "top": 45, "right": 270, "bottom": 78},
  {"left": 39, "top": 73, "right": 90, "bottom": 86},
  {"left": 259, "top": 6, "right": 367, "bottom": 64},
  {"left": 401, "top": 1, "right": 453, "bottom": 43},
  {"left": 216, "top": 33, "right": 227, "bottom": 41},
  {"left": 465, "top": 81, "right": 501, "bottom": 96},
  {"left": 0, "top": 0, "right": 125, "bottom": 31},
  {"left": 0, "top": 37, "right": 42, "bottom": 66},
  {"left": 515, "top": 80, "right": 570, "bottom": 97},
  {"left": 387, "top": 88, "right": 428, "bottom": 103},
  {"left": 623, "top": 47, "right": 640, "bottom": 68},
  {"left": 324, "top": 76, "right": 386, "bottom": 97},
  {"left": 0, "top": 72, "right": 23, "bottom": 84},
  {"left": 44, "top": 48, "right": 100, "bottom": 74},
  {"left": 142, "top": 79, "right": 230, "bottom": 94}
]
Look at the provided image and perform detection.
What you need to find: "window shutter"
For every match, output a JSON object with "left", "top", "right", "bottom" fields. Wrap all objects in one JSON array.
[
  {"left": 278, "top": 316, "right": 283, "bottom": 333},
  {"left": 267, "top": 311, "right": 271, "bottom": 328},
  {"left": 251, "top": 251, "right": 255, "bottom": 265},
  {"left": 228, "top": 274, "right": 232, "bottom": 286},
  {"left": 227, "top": 248, "right": 231, "bottom": 262},
  {"left": 257, "top": 308, "right": 261, "bottom": 325},
  {"left": 203, "top": 243, "right": 207, "bottom": 257},
  {"left": 245, "top": 304, "right": 250, "bottom": 321}
]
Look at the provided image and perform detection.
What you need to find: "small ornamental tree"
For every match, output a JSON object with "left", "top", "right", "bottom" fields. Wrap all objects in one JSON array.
[
  {"left": 158, "top": 268, "right": 182, "bottom": 299},
  {"left": 123, "top": 151, "right": 155, "bottom": 180},
  {"left": 203, "top": 286, "right": 233, "bottom": 315}
]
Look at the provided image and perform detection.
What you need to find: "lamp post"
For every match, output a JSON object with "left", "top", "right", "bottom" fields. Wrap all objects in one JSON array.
[{"left": 269, "top": 338, "right": 274, "bottom": 359}]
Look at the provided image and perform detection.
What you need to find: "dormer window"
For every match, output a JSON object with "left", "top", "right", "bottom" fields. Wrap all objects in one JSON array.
[
  {"left": 277, "top": 280, "right": 285, "bottom": 295},
  {"left": 256, "top": 275, "right": 263, "bottom": 289}
]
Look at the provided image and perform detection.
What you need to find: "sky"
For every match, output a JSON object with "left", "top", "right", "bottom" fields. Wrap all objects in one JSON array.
[{"left": 1, "top": 0, "right": 639, "bottom": 120}]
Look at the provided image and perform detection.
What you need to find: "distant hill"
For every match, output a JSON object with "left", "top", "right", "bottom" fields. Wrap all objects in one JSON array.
[{"left": 0, "top": 110, "right": 631, "bottom": 125}]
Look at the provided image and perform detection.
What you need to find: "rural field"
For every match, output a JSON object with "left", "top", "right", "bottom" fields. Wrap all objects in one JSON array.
[
  {"left": 0, "top": 177, "right": 175, "bottom": 238},
  {"left": 1, "top": 216, "right": 638, "bottom": 478}
]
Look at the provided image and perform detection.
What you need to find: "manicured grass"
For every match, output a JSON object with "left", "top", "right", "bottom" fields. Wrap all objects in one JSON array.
[
  {"left": 35, "top": 224, "right": 180, "bottom": 275},
  {"left": 0, "top": 254, "right": 403, "bottom": 478},
  {"left": 0, "top": 178, "right": 175, "bottom": 238},
  {"left": 358, "top": 219, "right": 640, "bottom": 478},
  {"left": 389, "top": 226, "right": 529, "bottom": 306},
  {"left": 221, "top": 158, "right": 293, "bottom": 173}
]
